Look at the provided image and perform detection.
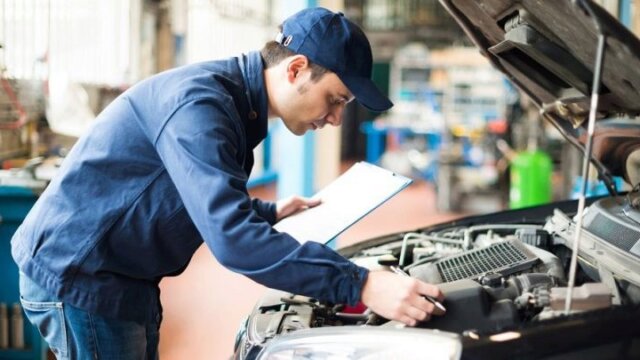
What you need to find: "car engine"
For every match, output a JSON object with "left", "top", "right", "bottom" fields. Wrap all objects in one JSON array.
[{"left": 235, "top": 194, "right": 640, "bottom": 358}]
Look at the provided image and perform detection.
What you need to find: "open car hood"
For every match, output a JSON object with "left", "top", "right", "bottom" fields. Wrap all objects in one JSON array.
[{"left": 440, "top": 0, "right": 640, "bottom": 183}]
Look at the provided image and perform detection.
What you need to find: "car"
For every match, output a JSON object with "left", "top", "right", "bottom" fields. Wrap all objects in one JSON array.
[{"left": 233, "top": 0, "right": 640, "bottom": 359}]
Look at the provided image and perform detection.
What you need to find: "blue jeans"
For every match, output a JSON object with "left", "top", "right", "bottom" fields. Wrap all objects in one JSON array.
[{"left": 19, "top": 273, "right": 160, "bottom": 359}]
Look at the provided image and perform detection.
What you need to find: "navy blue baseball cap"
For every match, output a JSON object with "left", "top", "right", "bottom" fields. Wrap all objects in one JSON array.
[{"left": 276, "top": 7, "right": 393, "bottom": 112}]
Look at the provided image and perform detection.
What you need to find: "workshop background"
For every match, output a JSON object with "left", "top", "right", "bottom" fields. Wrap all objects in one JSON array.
[{"left": 0, "top": 0, "right": 638, "bottom": 359}]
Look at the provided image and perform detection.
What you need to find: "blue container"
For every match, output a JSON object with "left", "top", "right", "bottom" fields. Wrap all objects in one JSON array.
[
  {"left": 570, "top": 176, "right": 624, "bottom": 199},
  {"left": 0, "top": 186, "right": 46, "bottom": 360}
]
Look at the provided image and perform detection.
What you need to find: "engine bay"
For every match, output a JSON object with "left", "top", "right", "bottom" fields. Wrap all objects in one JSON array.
[{"left": 237, "top": 194, "right": 640, "bottom": 358}]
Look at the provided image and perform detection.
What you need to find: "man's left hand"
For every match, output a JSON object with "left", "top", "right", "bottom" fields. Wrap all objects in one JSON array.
[{"left": 275, "top": 196, "right": 321, "bottom": 222}]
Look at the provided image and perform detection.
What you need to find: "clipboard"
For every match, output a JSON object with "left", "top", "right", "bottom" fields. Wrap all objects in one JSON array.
[{"left": 274, "top": 162, "right": 412, "bottom": 244}]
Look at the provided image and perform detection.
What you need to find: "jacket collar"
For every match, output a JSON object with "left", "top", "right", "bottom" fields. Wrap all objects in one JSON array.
[{"left": 238, "top": 51, "right": 269, "bottom": 150}]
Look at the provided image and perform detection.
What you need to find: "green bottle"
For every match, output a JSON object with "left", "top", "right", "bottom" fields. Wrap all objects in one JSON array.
[{"left": 509, "top": 150, "right": 552, "bottom": 209}]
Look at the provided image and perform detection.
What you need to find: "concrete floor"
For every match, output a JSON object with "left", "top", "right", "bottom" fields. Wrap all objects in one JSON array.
[{"left": 158, "top": 179, "right": 462, "bottom": 360}]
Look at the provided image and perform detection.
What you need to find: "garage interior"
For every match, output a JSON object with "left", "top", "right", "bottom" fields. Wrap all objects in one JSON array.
[{"left": 0, "top": 0, "right": 639, "bottom": 359}]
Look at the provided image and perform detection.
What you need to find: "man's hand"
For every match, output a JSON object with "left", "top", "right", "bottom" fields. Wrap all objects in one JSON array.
[
  {"left": 361, "top": 271, "right": 445, "bottom": 327},
  {"left": 275, "top": 196, "right": 321, "bottom": 222}
]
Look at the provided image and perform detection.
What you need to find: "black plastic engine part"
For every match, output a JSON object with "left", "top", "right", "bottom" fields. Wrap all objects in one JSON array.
[
  {"left": 419, "top": 279, "right": 520, "bottom": 333},
  {"left": 516, "top": 228, "right": 550, "bottom": 248}
]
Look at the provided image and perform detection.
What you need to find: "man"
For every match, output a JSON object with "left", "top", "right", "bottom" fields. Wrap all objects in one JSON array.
[{"left": 12, "top": 7, "right": 444, "bottom": 359}]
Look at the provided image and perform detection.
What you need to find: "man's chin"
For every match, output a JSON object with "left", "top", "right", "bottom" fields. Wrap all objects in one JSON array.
[
  {"left": 290, "top": 127, "right": 308, "bottom": 136},
  {"left": 280, "top": 120, "right": 306, "bottom": 136}
]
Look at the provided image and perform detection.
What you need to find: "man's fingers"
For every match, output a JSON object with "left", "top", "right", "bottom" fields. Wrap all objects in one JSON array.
[
  {"left": 360, "top": 271, "right": 446, "bottom": 326},
  {"left": 276, "top": 195, "right": 323, "bottom": 221},
  {"left": 297, "top": 196, "right": 320, "bottom": 207},
  {"left": 400, "top": 307, "right": 432, "bottom": 327},
  {"left": 415, "top": 281, "right": 444, "bottom": 301},
  {"left": 399, "top": 315, "right": 417, "bottom": 327},
  {"left": 429, "top": 298, "right": 446, "bottom": 316},
  {"left": 423, "top": 311, "right": 431, "bottom": 322},
  {"left": 290, "top": 196, "right": 321, "bottom": 209},
  {"left": 409, "top": 295, "right": 436, "bottom": 315},
  {"left": 405, "top": 279, "right": 445, "bottom": 317},
  {"left": 411, "top": 293, "right": 446, "bottom": 316},
  {"left": 405, "top": 306, "right": 430, "bottom": 323},
  {"left": 307, "top": 197, "right": 321, "bottom": 207}
]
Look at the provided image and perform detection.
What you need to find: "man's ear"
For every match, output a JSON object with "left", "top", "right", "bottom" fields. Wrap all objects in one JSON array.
[{"left": 286, "top": 55, "right": 310, "bottom": 83}]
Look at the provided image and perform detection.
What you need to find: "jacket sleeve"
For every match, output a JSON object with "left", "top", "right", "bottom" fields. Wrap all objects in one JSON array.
[
  {"left": 154, "top": 99, "right": 368, "bottom": 305},
  {"left": 251, "top": 198, "right": 277, "bottom": 225}
]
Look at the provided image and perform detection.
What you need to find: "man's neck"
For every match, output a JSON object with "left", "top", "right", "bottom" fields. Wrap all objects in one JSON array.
[{"left": 263, "top": 66, "right": 281, "bottom": 119}]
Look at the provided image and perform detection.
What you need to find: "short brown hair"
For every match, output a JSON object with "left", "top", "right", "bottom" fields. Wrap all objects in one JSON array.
[{"left": 260, "top": 40, "right": 329, "bottom": 82}]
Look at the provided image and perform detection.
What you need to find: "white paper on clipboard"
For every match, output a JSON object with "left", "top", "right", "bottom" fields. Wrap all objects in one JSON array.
[{"left": 274, "top": 162, "right": 412, "bottom": 244}]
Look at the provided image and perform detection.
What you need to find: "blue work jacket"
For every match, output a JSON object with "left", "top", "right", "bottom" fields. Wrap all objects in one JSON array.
[{"left": 11, "top": 51, "right": 368, "bottom": 324}]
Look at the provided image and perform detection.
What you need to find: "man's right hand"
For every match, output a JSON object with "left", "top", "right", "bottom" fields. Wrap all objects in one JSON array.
[{"left": 360, "top": 270, "right": 445, "bottom": 327}]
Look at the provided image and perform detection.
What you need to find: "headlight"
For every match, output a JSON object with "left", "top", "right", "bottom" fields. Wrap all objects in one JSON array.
[{"left": 257, "top": 326, "right": 462, "bottom": 360}]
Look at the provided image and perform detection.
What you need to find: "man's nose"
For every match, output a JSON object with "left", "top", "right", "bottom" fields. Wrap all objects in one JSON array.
[{"left": 326, "top": 105, "right": 344, "bottom": 127}]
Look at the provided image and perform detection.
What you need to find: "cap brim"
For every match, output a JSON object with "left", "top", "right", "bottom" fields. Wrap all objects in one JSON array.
[{"left": 341, "top": 76, "right": 393, "bottom": 112}]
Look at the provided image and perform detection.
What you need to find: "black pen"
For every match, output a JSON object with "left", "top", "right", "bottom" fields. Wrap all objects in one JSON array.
[{"left": 389, "top": 266, "right": 447, "bottom": 312}]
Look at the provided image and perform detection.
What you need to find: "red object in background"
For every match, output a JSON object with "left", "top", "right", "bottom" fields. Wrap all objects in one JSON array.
[
  {"left": 0, "top": 77, "right": 28, "bottom": 130},
  {"left": 341, "top": 301, "right": 367, "bottom": 314},
  {"left": 487, "top": 119, "right": 508, "bottom": 134}
]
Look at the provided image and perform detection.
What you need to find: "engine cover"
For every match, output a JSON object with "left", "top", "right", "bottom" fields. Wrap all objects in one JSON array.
[{"left": 419, "top": 279, "right": 519, "bottom": 333}]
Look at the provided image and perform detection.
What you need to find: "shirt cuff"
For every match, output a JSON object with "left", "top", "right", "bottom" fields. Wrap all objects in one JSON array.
[
  {"left": 341, "top": 264, "right": 369, "bottom": 306},
  {"left": 251, "top": 198, "right": 277, "bottom": 224}
]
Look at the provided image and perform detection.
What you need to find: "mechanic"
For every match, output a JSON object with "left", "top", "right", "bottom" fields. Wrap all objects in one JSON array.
[{"left": 12, "top": 7, "right": 445, "bottom": 359}]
